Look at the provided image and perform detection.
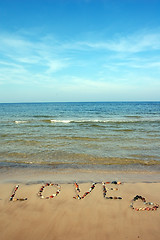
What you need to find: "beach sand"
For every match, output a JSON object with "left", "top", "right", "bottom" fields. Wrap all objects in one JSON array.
[{"left": 0, "top": 178, "right": 160, "bottom": 240}]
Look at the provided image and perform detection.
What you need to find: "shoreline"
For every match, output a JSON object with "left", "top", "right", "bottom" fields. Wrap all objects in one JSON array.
[{"left": 0, "top": 166, "right": 160, "bottom": 184}]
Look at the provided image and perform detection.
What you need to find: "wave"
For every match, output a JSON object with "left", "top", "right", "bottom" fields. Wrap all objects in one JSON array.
[
  {"left": 48, "top": 118, "right": 160, "bottom": 124},
  {"left": 10, "top": 118, "right": 160, "bottom": 125},
  {"left": 15, "top": 120, "right": 29, "bottom": 124},
  {"left": 50, "top": 120, "right": 72, "bottom": 123}
]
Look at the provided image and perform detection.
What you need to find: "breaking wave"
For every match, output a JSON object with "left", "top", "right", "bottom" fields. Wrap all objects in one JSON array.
[{"left": 12, "top": 118, "right": 160, "bottom": 125}]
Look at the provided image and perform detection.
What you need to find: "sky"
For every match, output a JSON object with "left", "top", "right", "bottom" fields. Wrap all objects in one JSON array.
[{"left": 0, "top": 0, "right": 160, "bottom": 102}]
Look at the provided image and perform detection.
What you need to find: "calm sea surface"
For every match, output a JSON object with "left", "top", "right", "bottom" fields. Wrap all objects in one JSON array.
[{"left": 0, "top": 102, "right": 160, "bottom": 172}]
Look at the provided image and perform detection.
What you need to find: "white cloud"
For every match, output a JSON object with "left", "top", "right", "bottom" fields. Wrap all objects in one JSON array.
[
  {"left": 0, "top": 29, "right": 160, "bottom": 102},
  {"left": 0, "top": 32, "right": 70, "bottom": 86},
  {"left": 45, "top": 59, "right": 70, "bottom": 73},
  {"left": 62, "top": 31, "right": 160, "bottom": 53}
]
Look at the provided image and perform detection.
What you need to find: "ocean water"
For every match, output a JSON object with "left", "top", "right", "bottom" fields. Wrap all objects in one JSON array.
[{"left": 0, "top": 102, "right": 160, "bottom": 172}]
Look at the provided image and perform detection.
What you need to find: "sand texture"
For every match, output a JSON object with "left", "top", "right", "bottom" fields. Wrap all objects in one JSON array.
[{"left": 0, "top": 182, "right": 159, "bottom": 240}]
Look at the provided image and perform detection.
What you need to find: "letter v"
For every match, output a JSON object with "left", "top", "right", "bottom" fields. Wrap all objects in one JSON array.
[{"left": 73, "top": 182, "right": 97, "bottom": 200}]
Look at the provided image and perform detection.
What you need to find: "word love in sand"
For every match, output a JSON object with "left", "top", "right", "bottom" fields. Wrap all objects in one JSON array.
[
  {"left": 8, "top": 181, "right": 159, "bottom": 211},
  {"left": 9, "top": 181, "right": 122, "bottom": 201}
]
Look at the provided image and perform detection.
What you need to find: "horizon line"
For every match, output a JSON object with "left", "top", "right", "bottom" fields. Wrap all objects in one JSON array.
[{"left": 0, "top": 100, "right": 160, "bottom": 104}]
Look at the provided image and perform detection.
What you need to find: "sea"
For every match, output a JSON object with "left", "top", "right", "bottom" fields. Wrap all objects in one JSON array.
[{"left": 0, "top": 102, "right": 160, "bottom": 176}]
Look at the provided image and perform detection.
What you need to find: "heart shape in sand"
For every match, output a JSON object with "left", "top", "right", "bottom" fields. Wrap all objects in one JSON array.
[{"left": 130, "top": 195, "right": 159, "bottom": 211}]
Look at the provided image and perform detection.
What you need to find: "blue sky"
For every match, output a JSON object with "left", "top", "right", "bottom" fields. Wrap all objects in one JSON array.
[{"left": 0, "top": 0, "right": 160, "bottom": 102}]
